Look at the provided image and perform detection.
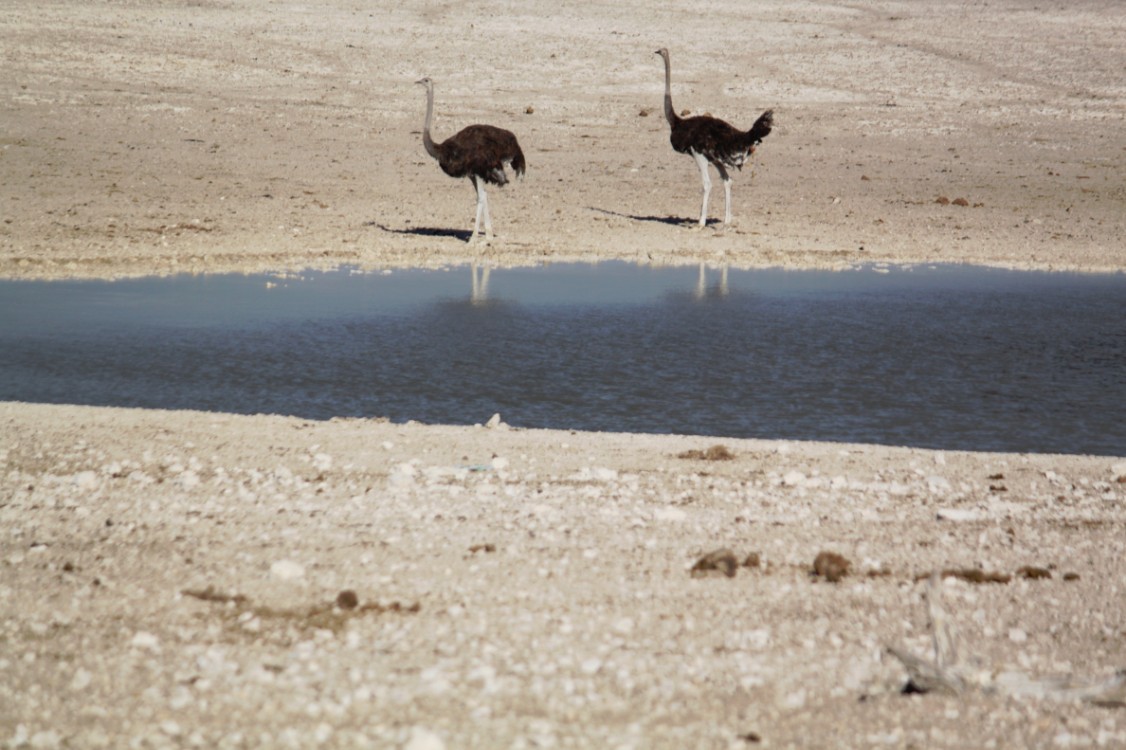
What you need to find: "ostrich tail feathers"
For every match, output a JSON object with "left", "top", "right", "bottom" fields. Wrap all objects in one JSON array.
[{"left": 749, "top": 109, "right": 774, "bottom": 144}]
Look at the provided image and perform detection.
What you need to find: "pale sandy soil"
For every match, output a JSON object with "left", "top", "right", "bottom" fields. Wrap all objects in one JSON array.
[
  {"left": 1, "top": 0, "right": 1124, "bottom": 278},
  {"left": 1, "top": 1, "right": 1125, "bottom": 748}
]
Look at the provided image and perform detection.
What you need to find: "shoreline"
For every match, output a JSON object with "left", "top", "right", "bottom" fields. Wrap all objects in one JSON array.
[{"left": 3, "top": 253, "right": 1124, "bottom": 284}]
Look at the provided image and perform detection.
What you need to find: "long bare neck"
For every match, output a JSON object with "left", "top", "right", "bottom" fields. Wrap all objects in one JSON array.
[
  {"left": 661, "top": 52, "right": 679, "bottom": 126},
  {"left": 421, "top": 83, "right": 441, "bottom": 160}
]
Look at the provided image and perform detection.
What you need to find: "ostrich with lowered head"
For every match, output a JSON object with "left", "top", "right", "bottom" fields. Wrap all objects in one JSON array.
[
  {"left": 655, "top": 48, "right": 773, "bottom": 228},
  {"left": 416, "top": 76, "right": 525, "bottom": 244}
]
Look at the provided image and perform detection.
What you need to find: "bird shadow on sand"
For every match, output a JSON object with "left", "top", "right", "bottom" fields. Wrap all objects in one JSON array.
[
  {"left": 367, "top": 222, "right": 471, "bottom": 242},
  {"left": 587, "top": 207, "right": 715, "bottom": 228}
]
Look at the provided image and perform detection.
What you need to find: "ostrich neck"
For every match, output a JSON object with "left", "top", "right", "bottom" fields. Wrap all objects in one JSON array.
[
  {"left": 661, "top": 54, "right": 678, "bottom": 126},
  {"left": 421, "top": 85, "right": 441, "bottom": 160}
]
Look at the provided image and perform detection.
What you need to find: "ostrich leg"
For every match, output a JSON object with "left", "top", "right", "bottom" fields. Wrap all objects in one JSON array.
[
  {"left": 469, "top": 176, "right": 485, "bottom": 243},
  {"left": 692, "top": 151, "right": 712, "bottom": 228},
  {"left": 480, "top": 182, "right": 494, "bottom": 243},
  {"left": 715, "top": 162, "right": 733, "bottom": 226}
]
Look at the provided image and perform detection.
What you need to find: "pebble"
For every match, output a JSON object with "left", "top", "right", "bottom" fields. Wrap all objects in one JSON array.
[
  {"left": 270, "top": 560, "right": 306, "bottom": 581},
  {"left": 130, "top": 631, "right": 161, "bottom": 652},
  {"left": 936, "top": 508, "right": 981, "bottom": 522},
  {"left": 782, "top": 470, "right": 807, "bottom": 487},
  {"left": 70, "top": 668, "right": 92, "bottom": 692},
  {"left": 653, "top": 507, "right": 687, "bottom": 522},
  {"left": 404, "top": 727, "right": 446, "bottom": 750}
]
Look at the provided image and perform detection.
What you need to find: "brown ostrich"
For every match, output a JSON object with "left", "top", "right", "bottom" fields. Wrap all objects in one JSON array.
[
  {"left": 655, "top": 48, "right": 773, "bottom": 228},
  {"left": 416, "top": 77, "right": 526, "bottom": 244}
]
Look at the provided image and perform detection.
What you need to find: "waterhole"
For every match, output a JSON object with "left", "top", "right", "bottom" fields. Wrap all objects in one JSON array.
[{"left": 1, "top": 263, "right": 1122, "bottom": 455}]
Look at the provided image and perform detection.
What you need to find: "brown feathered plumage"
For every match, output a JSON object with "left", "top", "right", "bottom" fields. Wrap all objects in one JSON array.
[
  {"left": 655, "top": 48, "right": 773, "bottom": 227},
  {"left": 416, "top": 77, "right": 525, "bottom": 243}
]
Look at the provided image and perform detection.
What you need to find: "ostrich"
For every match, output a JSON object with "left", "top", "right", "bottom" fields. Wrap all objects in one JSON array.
[
  {"left": 416, "top": 77, "right": 526, "bottom": 244},
  {"left": 655, "top": 48, "right": 773, "bottom": 228}
]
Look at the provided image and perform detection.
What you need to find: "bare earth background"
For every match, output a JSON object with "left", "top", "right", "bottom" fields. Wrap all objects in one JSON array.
[{"left": 1, "top": 0, "right": 1125, "bottom": 748}]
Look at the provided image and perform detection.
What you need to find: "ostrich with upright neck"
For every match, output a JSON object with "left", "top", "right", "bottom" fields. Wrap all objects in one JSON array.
[
  {"left": 655, "top": 48, "right": 773, "bottom": 228},
  {"left": 416, "top": 77, "right": 525, "bottom": 244}
]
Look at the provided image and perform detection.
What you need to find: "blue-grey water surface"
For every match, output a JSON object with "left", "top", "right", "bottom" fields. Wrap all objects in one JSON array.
[{"left": 1, "top": 263, "right": 1123, "bottom": 455}]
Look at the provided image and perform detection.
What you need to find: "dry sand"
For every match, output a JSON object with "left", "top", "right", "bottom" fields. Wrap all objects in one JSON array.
[{"left": 2, "top": 0, "right": 1125, "bottom": 748}]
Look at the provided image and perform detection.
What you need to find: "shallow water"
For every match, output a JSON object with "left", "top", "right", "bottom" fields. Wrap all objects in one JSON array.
[{"left": 1, "top": 263, "right": 1123, "bottom": 455}]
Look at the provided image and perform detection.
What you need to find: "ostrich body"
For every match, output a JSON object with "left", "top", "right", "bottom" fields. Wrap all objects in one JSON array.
[
  {"left": 655, "top": 48, "right": 773, "bottom": 228},
  {"left": 416, "top": 77, "right": 525, "bottom": 244}
]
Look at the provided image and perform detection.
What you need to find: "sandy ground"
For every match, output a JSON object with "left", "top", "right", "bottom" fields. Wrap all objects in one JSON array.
[
  {"left": 2, "top": 0, "right": 1126, "bottom": 748},
  {"left": 1, "top": 0, "right": 1124, "bottom": 278}
]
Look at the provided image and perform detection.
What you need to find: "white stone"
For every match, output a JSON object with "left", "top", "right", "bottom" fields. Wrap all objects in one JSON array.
[
  {"left": 936, "top": 508, "right": 981, "bottom": 522},
  {"left": 1009, "top": 627, "right": 1028, "bottom": 643},
  {"left": 1111, "top": 461, "right": 1126, "bottom": 481},
  {"left": 73, "top": 470, "right": 98, "bottom": 490},
  {"left": 130, "top": 631, "right": 161, "bottom": 652},
  {"left": 927, "top": 476, "right": 953, "bottom": 494},
  {"left": 404, "top": 727, "right": 446, "bottom": 750},
  {"left": 29, "top": 730, "right": 61, "bottom": 749},
  {"left": 612, "top": 617, "right": 635, "bottom": 635},
  {"left": 70, "top": 668, "right": 92, "bottom": 691},
  {"left": 388, "top": 462, "right": 418, "bottom": 488},
  {"left": 270, "top": 560, "right": 306, "bottom": 582},
  {"left": 782, "top": 470, "right": 806, "bottom": 487},
  {"left": 779, "top": 688, "right": 807, "bottom": 710},
  {"left": 485, "top": 413, "right": 503, "bottom": 429},
  {"left": 653, "top": 507, "right": 687, "bottom": 522}
]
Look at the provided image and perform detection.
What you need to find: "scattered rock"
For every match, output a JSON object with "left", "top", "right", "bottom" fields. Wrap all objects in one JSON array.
[
  {"left": 1063, "top": 572, "right": 1081, "bottom": 581},
  {"left": 270, "top": 559, "right": 306, "bottom": 582},
  {"left": 812, "top": 552, "right": 850, "bottom": 582},
  {"left": 524, "top": 105, "right": 534, "bottom": 114},
  {"left": 742, "top": 552, "right": 761, "bottom": 569},
  {"left": 952, "top": 197, "right": 970, "bottom": 206},
  {"left": 69, "top": 668, "right": 92, "bottom": 692},
  {"left": 677, "top": 444, "right": 734, "bottom": 461},
  {"left": 182, "top": 586, "right": 248, "bottom": 605},
  {"left": 782, "top": 470, "right": 807, "bottom": 487},
  {"left": 936, "top": 508, "right": 982, "bottom": 522},
  {"left": 468, "top": 543, "right": 496, "bottom": 554},
  {"left": 336, "top": 590, "right": 359, "bottom": 609},
  {"left": 654, "top": 507, "right": 687, "bottom": 522},
  {"left": 935, "top": 196, "right": 950, "bottom": 205},
  {"left": 919, "top": 568, "right": 1011, "bottom": 584},
  {"left": 404, "top": 727, "right": 446, "bottom": 750},
  {"left": 130, "top": 631, "right": 161, "bottom": 652},
  {"left": 1016, "top": 566, "right": 1052, "bottom": 580},
  {"left": 691, "top": 548, "right": 739, "bottom": 578},
  {"left": 485, "top": 413, "right": 504, "bottom": 429}
]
